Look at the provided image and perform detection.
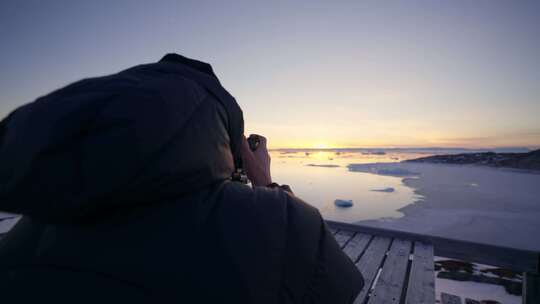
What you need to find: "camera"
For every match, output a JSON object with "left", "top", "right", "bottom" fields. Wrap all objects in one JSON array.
[
  {"left": 247, "top": 134, "right": 260, "bottom": 151},
  {"left": 232, "top": 134, "right": 261, "bottom": 184}
]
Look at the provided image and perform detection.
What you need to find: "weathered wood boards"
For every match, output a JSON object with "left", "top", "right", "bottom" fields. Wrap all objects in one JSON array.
[
  {"left": 441, "top": 292, "right": 462, "bottom": 304},
  {"left": 405, "top": 242, "right": 435, "bottom": 304},
  {"left": 327, "top": 220, "right": 539, "bottom": 274},
  {"left": 353, "top": 236, "right": 392, "bottom": 304},
  {"left": 342, "top": 233, "right": 371, "bottom": 262},
  {"left": 330, "top": 221, "right": 540, "bottom": 304},
  {"left": 334, "top": 229, "right": 355, "bottom": 248},
  {"left": 334, "top": 227, "right": 434, "bottom": 304},
  {"left": 367, "top": 239, "right": 412, "bottom": 304}
]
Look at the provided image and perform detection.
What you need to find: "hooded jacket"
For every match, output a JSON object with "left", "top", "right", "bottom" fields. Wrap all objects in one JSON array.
[{"left": 0, "top": 54, "right": 363, "bottom": 303}]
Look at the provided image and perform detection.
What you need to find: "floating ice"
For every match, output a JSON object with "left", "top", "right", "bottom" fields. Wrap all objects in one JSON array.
[
  {"left": 362, "top": 151, "right": 386, "bottom": 155},
  {"left": 371, "top": 187, "right": 395, "bottom": 193},
  {"left": 334, "top": 199, "right": 353, "bottom": 208},
  {"left": 306, "top": 164, "right": 340, "bottom": 168}
]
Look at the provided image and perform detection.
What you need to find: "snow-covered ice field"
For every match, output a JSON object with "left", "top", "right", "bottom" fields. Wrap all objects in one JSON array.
[{"left": 349, "top": 162, "right": 540, "bottom": 251}]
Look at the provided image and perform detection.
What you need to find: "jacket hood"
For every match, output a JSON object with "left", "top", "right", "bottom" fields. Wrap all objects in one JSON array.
[{"left": 0, "top": 54, "right": 244, "bottom": 223}]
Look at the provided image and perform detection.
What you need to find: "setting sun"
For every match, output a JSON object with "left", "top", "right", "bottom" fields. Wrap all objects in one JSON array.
[{"left": 314, "top": 143, "right": 329, "bottom": 149}]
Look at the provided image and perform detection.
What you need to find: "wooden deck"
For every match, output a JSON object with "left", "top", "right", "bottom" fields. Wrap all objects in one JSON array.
[
  {"left": 327, "top": 220, "right": 540, "bottom": 304},
  {"left": 328, "top": 225, "right": 435, "bottom": 304}
]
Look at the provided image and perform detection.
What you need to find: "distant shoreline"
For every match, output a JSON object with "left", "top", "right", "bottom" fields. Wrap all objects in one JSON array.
[
  {"left": 270, "top": 147, "right": 534, "bottom": 153},
  {"left": 405, "top": 149, "right": 540, "bottom": 171}
]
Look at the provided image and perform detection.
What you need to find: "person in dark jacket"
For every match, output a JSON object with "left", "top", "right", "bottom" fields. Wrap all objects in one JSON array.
[{"left": 0, "top": 53, "right": 363, "bottom": 303}]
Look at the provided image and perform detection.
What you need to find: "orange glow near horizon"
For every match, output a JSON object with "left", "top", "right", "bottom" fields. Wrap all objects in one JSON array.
[
  {"left": 261, "top": 136, "right": 540, "bottom": 150},
  {"left": 244, "top": 115, "right": 540, "bottom": 150}
]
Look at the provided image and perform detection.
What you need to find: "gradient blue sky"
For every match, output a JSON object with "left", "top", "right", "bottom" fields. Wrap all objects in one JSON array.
[{"left": 1, "top": 0, "right": 539, "bottom": 148}]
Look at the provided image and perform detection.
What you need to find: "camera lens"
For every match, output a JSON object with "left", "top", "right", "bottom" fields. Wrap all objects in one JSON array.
[{"left": 247, "top": 135, "right": 260, "bottom": 151}]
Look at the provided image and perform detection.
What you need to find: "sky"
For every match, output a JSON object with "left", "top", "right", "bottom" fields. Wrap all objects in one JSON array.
[{"left": 1, "top": 0, "right": 539, "bottom": 149}]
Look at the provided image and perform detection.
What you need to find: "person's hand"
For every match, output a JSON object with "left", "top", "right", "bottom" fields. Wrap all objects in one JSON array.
[{"left": 240, "top": 134, "right": 272, "bottom": 187}]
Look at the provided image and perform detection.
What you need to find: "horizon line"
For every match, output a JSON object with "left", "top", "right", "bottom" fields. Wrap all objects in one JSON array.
[{"left": 269, "top": 146, "right": 538, "bottom": 151}]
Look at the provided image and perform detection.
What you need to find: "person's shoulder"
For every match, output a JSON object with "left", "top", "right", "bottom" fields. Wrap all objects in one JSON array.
[
  {"left": 221, "top": 182, "right": 288, "bottom": 205},
  {"left": 221, "top": 182, "right": 321, "bottom": 218}
]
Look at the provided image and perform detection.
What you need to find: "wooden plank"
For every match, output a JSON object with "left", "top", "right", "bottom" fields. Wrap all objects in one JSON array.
[
  {"left": 524, "top": 272, "right": 540, "bottom": 304},
  {"left": 367, "top": 239, "right": 412, "bottom": 304},
  {"left": 353, "top": 236, "right": 392, "bottom": 304},
  {"left": 343, "top": 233, "right": 372, "bottom": 262},
  {"left": 326, "top": 220, "right": 540, "bottom": 274},
  {"left": 405, "top": 242, "right": 435, "bottom": 304},
  {"left": 334, "top": 229, "right": 355, "bottom": 248},
  {"left": 441, "top": 292, "right": 462, "bottom": 304}
]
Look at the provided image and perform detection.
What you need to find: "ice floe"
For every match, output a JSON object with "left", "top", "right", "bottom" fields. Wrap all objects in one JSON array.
[
  {"left": 334, "top": 199, "right": 353, "bottom": 208},
  {"left": 370, "top": 187, "right": 395, "bottom": 193}
]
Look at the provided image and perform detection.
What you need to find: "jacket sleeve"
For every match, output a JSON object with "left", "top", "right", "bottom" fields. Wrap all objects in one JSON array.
[
  {"left": 218, "top": 182, "right": 363, "bottom": 304},
  {"left": 280, "top": 193, "right": 364, "bottom": 304}
]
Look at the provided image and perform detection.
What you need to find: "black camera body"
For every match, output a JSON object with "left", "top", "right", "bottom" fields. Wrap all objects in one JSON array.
[
  {"left": 231, "top": 134, "right": 261, "bottom": 184},
  {"left": 247, "top": 134, "right": 260, "bottom": 151}
]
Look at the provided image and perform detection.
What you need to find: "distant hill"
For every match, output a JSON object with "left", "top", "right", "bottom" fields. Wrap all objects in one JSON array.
[
  {"left": 406, "top": 149, "right": 540, "bottom": 171},
  {"left": 271, "top": 147, "right": 532, "bottom": 154}
]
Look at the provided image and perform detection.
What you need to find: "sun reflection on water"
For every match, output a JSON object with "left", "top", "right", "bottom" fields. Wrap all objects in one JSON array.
[{"left": 270, "top": 149, "right": 429, "bottom": 223}]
